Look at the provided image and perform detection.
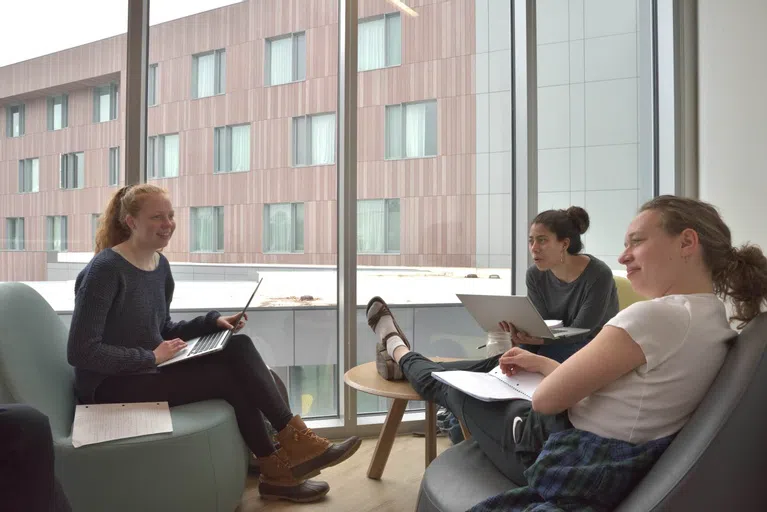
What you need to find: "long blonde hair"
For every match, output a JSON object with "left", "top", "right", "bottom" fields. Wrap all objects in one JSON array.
[{"left": 94, "top": 184, "right": 168, "bottom": 253}]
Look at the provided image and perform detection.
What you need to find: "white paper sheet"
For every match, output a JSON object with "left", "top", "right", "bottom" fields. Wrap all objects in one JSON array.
[
  {"left": 431, "top": 366, "right": 543, "bottom": 402},
  {"left": 72, "top": 402, "right": 173, "bottom": 448}
]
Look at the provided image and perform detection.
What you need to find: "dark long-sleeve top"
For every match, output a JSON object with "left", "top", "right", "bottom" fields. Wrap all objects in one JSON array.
[
  {"left": 524, "top": 254, "right": 619, "bottom": 362},
  {"left": 67, "top": 249, "right": 221, "bottom": 403}
]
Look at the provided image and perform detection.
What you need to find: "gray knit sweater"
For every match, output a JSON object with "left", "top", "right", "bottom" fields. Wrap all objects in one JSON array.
[{"left": 67, "top": 249, "right": 221, "bottom": 403}]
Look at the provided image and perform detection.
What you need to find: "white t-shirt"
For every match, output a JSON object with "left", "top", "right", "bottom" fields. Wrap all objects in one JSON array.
[{"left": 568, "top": 293, "right": 736, "bottom": 444}]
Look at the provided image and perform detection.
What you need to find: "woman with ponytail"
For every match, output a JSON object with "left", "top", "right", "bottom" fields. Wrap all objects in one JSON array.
[
  {"left": 69, "top": 185, "right": 360, "bottom": 503},
  {"left": 364, "top": 196, "right": 767, "bottom": 510}
]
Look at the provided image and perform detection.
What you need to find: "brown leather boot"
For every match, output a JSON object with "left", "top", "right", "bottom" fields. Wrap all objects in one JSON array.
[
  {"left": 276, "top": 416, "right": 362, "bottom": 479},
  {"left": 257, "top": 450, "right": 330, "bottom": 503}
]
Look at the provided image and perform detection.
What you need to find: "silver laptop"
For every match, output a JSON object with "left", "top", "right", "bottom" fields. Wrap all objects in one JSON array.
[
  {"left": 158, "top": 278, "right": 263, "bottom": 367},
  {"left": 456, "top": 293, "right": 590, "bottom": 340}
]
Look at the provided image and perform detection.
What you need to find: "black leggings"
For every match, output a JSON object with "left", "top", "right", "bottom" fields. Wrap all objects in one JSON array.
[
  {"left": 0, "top": 404, "right": 72, "bottom": 512},
  {"left": 95, "top": 334, "right": 293, "bottom": 457},
  {"left": 400, "top": 352, "right": 570, "bottom": 486}
]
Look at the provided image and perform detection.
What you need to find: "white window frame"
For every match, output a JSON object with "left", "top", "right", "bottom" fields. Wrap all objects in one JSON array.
[
  {"left": 190, "top": 206, "right": 225, "bottom": 253},
  {"left": 109, "top": 147, "right": 120, "bottom": 186},
  {"left": 357, "top": 198, "right": 401, "bottom": 255},
  {"left": 385, "top": 100, "right": 438, "bottom": 160},
  {"left": 214, "top": 124, "right": 251, "bottom": 173},
  {"left": 6, "top": 104, "right": 25, "bottom": 138},
  {"left": 147, "top": 134, "right": 180, "bottom": 179},
  {"left": 148, "top": 63, "right": 159, "bottom": 106},
  {"left": 192, "top": 49, "right": 226, "bottom": 99},
  {"left": 292, "top": 113, "right": 337, "bottom": 167},
  {"left": 5, "top": 218, "right": 24, "bottom": 251},
  {"left": 358, "top": 12, "right": 401, "bottom": 72},
  {"left": 18, "top": 158, "right": 39, "bottom": 193},
  {"left": 46, "top": 216, "right": 68, "bottom": 252},
  {"left": 265, "top": 32, "right": 306, "bottom": 86},
  {"left": 263, "top": 202, "right": 304, "bottom": 254},
  {"left": 93, "top": 84, "right": 118, "bottom": 123},
  {"left": 60, "top": 152, "right": 85, "bottom": 190},
  {"left": 47, "top": 94, "right": 68, "bottom": 130}
]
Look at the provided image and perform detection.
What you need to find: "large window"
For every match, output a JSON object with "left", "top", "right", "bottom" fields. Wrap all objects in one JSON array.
[
  {"left": 385, "top": 100, "right": 438, "bottom": 159},
  {"left": 47, "top": 95, "right": 68, "bottom": 130},
  {"left": 148, "top": 134, "right": 180, "bottom": 179},
  {"left": 46, "top": 216, "right": 68, "bottom": 252},
  {"left": 292, "top": 113, "right": 336, "bottom": 166},
  {"left": 5, "top": 218, "right": 24, "bottom": 251},
  {"left": 266, "top": 33, "right": 306, "bottom": 86},
  {"left": 192, "top": 49, "right": 225, "bottom": 98},
  {"left": 18, "top": 158, "right": 39, "bottom": 193},
  {"left": 357, "top": 199, "right": 400, "bottom": 254},
  {"left": 6, "top": 104, "right": 24, "bottom": 138},
  {"left": 148, "top": 63, "right": 158, "bottom": 106},
  {"left": 93, "top": 84, "right": 118, "bottom": 122},
  {"left": 358, "top": 13, "right": 401, "bottom": 71},
  {"left": 60, "top": 152, "right": 85, "bottom": 190},
  {"left": 190, "top": 206, "right": 224, "bottom": 253},
  {"left": 109, "top": 147, "right": 120, "bottom": 186},
  {"left": 214, "top": 124, "right": 250, "bottom": 173},
  {"left": 263, "top": 203, "right": 304, "bottom": 253}
]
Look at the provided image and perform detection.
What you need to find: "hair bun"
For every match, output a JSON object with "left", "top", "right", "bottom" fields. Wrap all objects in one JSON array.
[{"left": 565, "top": 206, "right": 590, "bottom": 235}]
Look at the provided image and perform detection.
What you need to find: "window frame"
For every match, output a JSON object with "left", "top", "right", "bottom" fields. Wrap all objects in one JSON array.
[
  {"left": 147, "top": 133, "right": 180, "bottom": 179},
  {"left": 385, "top": 99, "right": 438, "bottom": 160},
  {"left": 265, "top": 32, "right": 307, "bottom": 86},
  {"left": 190, "top": 206, "right": 225, "bottom": 253},
  {"left": 93, "top": 84, "right": 118, "bottom": 123},
  {"left": 109, "top": 147, "right": 120, "bottom": 186},
  {"left": 213, "top": 124, "right": 251, "bottom": 174},
  {"left": 45, "top": 216, "right": 68, "bottom": 252},
  {"left": 6, "top": 104, "right": 25, "bottom": 138},
  {"left": 357, "top": 12, "right": 402, "bottom": 72},
  {"left": 148, "top": 63, "right": 159, "bottom": 106},
  {"left": 263, "top": 202, "right": 305, "bottom": 254},
  {"left": 18, "top": 158, "right": 39, "bottom": 193},
  {"left": 47, "top": 94, "right": 69, "bottom": 131},
  {"left": 191, "top": 49, "right": 226, "bottom": 99},
  {"left": 357, "top": 198, "right": 401, "bottom": 255},
  {"left": 59, "top": 152, "right": 85, "bottom": 190},
  {"left": 292, "top": 112, "right": 337, "bottom": 167},
  {"left": 5, "top": 217, "right": 25, "bottom": 251}
]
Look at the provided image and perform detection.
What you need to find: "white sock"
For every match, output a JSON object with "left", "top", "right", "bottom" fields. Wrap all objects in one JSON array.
[{"left": 369, "top": 303, "right": 408, "bottom": 359}]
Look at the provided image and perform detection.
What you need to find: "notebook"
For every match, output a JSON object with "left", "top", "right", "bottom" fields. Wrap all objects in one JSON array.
[{"left": 431, "top": 366, "right": 544, "bottom": 402}]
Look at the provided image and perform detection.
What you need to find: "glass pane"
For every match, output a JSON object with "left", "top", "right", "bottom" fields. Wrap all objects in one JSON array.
[
  {"left": 163, "top": 134, "right": 179, "bottom": 177},
  {"left": 231, "top": 124, "right": 250, "bottom": 171},
  {"left": 295, "top": 33, "right": 306, "bottom": 81},
  {"left": 536, "top": 0, "right": 654, "bottom": 269},
  {"left": 385, "top": 105, "right": 402, "bottom": 159},
  {"left": 404, "top": 102, "right": 427, "bottom": 158},
  {"left": 310, "top": 113, "right": 335, "bottom": 165},
  {"left": 267, "top": 203, "right": 292, "bottom": 252},
  {"left": 386, "top": 199, "right": 400, "bottom": 253},
  {"left": 99, "top": 90, "right": 111, "bottom": 122},
  {"left": 269, "top": 36, "right": 293, "bottom": 86},
  {"left": 293, "top": 116, "right": 307, "bottom": 166},
  {"left": 385, "top": 13, "right": 402, "bottom": 67},
  {"left": 294, "top": 203, "right": 304, "bottom": 252},
  {"left": 357, "top": 200, "right": 386, "bottom": 254},
  {"left": 195, "top": 53, "right": 215, "bottom": 97},
  {"left": 359, "top": 17, "right": 386, "bottom": 71},
  {"left": 53, "top": 101, "right": 63, "bottom": 130}
]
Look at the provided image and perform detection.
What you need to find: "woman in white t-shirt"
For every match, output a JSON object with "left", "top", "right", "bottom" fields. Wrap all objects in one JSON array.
[{"left": 365, "top": 195, "right": 767, "bottom": 505}]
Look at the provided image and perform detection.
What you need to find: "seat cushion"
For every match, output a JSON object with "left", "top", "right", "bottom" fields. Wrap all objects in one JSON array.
[{"left": 417, "top": 440, "right": 517, "bottom": 512}]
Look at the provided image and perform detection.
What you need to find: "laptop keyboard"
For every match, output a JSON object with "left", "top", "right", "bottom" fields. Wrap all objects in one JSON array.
[{"left": 189, "top": 330, "right": 229, "bottom": 356}]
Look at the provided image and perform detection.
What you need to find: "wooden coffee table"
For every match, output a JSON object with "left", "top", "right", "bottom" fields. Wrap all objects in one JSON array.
[{"left": 344, "top": 357, "right": 461, "bottom": 480}]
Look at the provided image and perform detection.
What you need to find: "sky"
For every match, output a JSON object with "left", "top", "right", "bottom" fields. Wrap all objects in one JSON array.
[{"left": 0, "top": 0, "right": 243, "bottom": 67}]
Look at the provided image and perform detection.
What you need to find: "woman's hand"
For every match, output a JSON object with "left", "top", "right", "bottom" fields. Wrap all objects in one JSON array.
[
  {"left": 217, "top": 313, "right": 248, "bottom": 333},
  {"left": 153, "top": 338, "right": 187, "bottom": 365},
  {"left": 499, "top": 321, "right": 545, "bottom": 346},
  {"left": 499, "top": 347, "right": 559, "bottom": 377}
]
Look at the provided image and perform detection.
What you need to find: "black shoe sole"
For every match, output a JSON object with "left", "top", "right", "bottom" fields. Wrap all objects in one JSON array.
[
  {"left": 259, "top": 484, "right": 330, "bottom": 503},
  {"left": 291, "top": 436, "right": 362, "bottom": 480}
]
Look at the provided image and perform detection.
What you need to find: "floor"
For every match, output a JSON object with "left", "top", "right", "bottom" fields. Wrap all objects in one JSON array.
[{"left": 239, "top": 435, "right": 453, "bottom": 512}]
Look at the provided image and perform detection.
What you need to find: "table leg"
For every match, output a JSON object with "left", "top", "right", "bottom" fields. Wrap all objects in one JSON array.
[
  {"left": 425, "top": 400, "right": 437, "bottom": 467},
  {"left": 367, "top": 398, "right": 408, "bottom": 480}
]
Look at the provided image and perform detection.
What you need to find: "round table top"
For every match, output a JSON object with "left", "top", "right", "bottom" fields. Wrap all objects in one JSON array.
[{"left": 344, "top": 357, "right": 461, "bottom": 400}]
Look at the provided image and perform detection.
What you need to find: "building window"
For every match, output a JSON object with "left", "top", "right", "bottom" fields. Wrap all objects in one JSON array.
[
  {"left": 148, "top": 64, "right": 158, "bottom": 106},
  {"left": 266, "top": 32, "right": 306, "bottom": 86},
  {"left": 192, "top": 49, "right": 226, "bottom": 99},
  {"left": 358, "top": 13, "right": 401, "bottom": 71},
  {"left": 214, "top": 124, "right": 250, "bottom": 173},
  {"left": 92, "top": 213, "right": 100, "bottom": 248},
  {"left": 46, "top": 216, "right": 68, "bottom": 252},
  {"left": 60, "top": 152, "right": 85, "bottom": 190},
  {"left": 292, "top": 113, "right": 336, "bottom": 166},
  {"left": 357, "top": 199, "right": 400, "bottom": 254},
  {"left": 190, "top": 206, "right": 224, "bottom": 253},
  {"left": 47, "top": 95, "right": 68, "bottom": 130},
  {"left": 93, "top": 84, "right": 118, "bottom": 123},
  {"left": 263, "top": 203, "right": 304, "bottom": 253},
  {"left": 385, "top": 100, "right": 438, "bottom": 159},
  {"left": 148, "top": 134, "right": 180, "bottom": 179},
  {"left": 5, "top": 218, "right": 24, "bottom": 251},
  {"left": 108, "top": 147, "right": 120, "bottom": 186},
  {"left": 18, "top": 158, "right": 39, "bottom": 193},
  {"left": 6, "top": 104, "right": 25, "bottom": 138}
]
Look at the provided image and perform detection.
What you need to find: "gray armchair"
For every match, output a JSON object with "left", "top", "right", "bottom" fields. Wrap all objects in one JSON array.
[
  {"left": 0, "top": 282, "right": 250, "bottom": 512},
  {"left": 417, "top": 312, "right": 767, "bottom": 511}
]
